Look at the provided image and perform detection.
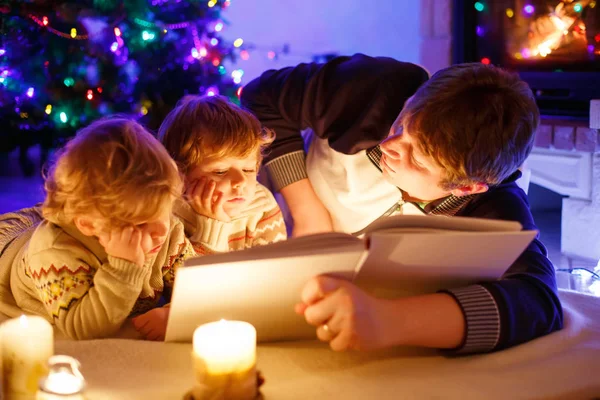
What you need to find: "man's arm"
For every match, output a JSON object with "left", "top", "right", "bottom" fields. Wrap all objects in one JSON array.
[{"left": 242, "top": 54, "right": 429, "bottom": 234}]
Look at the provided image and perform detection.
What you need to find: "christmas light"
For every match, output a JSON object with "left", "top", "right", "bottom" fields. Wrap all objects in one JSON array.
[
  {"left": 591, "top": 1, "right": 596, "bottom": 8},
  {"left": 210, "top": 38, "right": 219, "bottom": 46},
  {"left": 200, "top": 47, "right": 208, "bottom": 57},
  {"left": 142, "top": 31, "right": 156, "bottom": 41},
  {"left": 43, "top": 16, "right": 49, "bottom": 26},
  {"left": 97, "top": 87, "right": 103, "bottom": 93},
  {"left": 206, "top": 86, "right": 218, "bottom": 96},
  {"left": 481, "top": 57, "right": 491, "bottom": 65},
  {"left": 240, "top": 50, "right": 250, "bottom": 60},
  {"left": 64, "top": 77, "right": 75, "bottom": 87},
  {"left": 114, "top": 27, "right": 121, "bottom": 37},
  {"left": 27, "top": 87, "right": 35, "bottom": 98},
  {"left": 474, "top": 2, "right": 484, "bottom": 12},
  {"left": 212, "top": 58, "right": 220, "bottom": 66},
  {"left": 0, "top": 49, "right": 5, "bottom": 56},
  {"left": 231, "top": 69, "right": 244, "bottom": 85},
  {"left": 71, "top": 28, "right": 77, "bottom": 38},
  {"left": 110, "top": 42, "right": 119, "bottom": 52},
  {"left": 191, "top": 48, "right": 200, "bottom": 58},
  {"left": 0, "top": 77, "right": 5, "bottom": 84},
  {"left": 218, "top": 65, "right": 226, "bottom": 75},
  {"left": 233, "top": 38, "right": 243, "bottom": 47},
  {"left": 236, "top": 86, "right": 242, "bottom": 98},
  {"left": 87, "top": 90, "right": 93, "bottom": 100},
  {"left": 595, "top": 34, "right": 600, "bottom": 43},
  {"left": 208, "top": 0, "right": 217, "bottom": 7},
  {"left": 267, "top": 51, "right": 276, "bottom": 59},
  {"left": 215, "top": 22, "right": 223, "bottom": 32},
  {"left": 574, "top": 4, "right": 582, "bottom": 12},
  {"left": 141, "top": 106, "right": 149, "bottom": 115},
  {"left": 506, "top": 8, "right": 514, "bottom": 18},
  {"left": 60, "top": 112, "right": 68, "bottom": 123},
  {"left": 45, "top": 105, "right": 52, "bottom": 115},
  {"left": 476, "top": 26, "right": 485, "bottom": 37},
  {"left": 523, "top": 4, "right": 534, "bottom": 15}
]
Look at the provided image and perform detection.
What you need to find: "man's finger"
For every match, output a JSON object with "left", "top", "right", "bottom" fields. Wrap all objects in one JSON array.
[
  {"left": 303, "top": 291, "right": 341, "bottom": 326},
  {"left": 301, "top": 275, "right": 344, "bottom": 306}
]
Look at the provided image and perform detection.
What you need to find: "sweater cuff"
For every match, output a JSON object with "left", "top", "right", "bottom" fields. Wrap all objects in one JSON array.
[
  {"left": 105, "top": 256, "right": 149, "bottom": 286},
  {"left": 264, "top": 151, "right": 308, "bottom": 192},
  {"left": 189, "top": 215, "right": 232, "bottom": 252},
  {"left": 442, "top": 285, "right": 501, "bottom": 355}
]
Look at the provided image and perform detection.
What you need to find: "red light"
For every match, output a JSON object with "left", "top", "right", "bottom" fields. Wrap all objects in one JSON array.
[
  {"left": 595, "top": 34, "right": 600, "bottom": 43},
  {"left": 42, "top": 16, "right": 48, "bottom": 26},
  {"left": 240, "top": 50, "right": 250, "bottom": 60},
  {"left": 212, "top": 58, "right": 220, "bottom": 66},
  {"left": 86, "top": 90, "right": 93, "bottom": 100},
  {"left": 237, "top": 87, "right": 243, "bottom": 98},
  {"left": 267, "top": 51, "right": 276, "bottom": 60},
  {"left": 481, "top": 57, "right": 491, "bottom": 65}
]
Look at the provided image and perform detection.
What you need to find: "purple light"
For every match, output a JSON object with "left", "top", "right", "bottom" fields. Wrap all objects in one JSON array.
[
  {"left": 206, "top": 86, "right": 219, "bottom": 97},
  {"left": 588, "top": 45, "right": 595, "bottom": 54},
  {"left": 523, "top": 4, "right": 535, "bottom": 15},
  {"left": 0, "top": 49, "right": 5, "bottom": 56},
  {"left": 476, "top": 26, "right": 485, "bottom": 37},
  {"left": 26, "top": 87, "right": 34, "bottom": 98}
]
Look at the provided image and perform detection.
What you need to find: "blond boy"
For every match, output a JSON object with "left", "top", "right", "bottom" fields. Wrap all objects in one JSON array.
[
  {"left": 1, "top": 118, "right": 196, "bottom": 340},
  {"left": 158, "top": 95, "right": 287, "bottom": 253}
]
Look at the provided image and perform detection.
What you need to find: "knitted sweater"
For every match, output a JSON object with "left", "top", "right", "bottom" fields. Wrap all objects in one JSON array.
[
  {"left": 173, "top": 183, "right": 287, "bottom": 254},
  {"left": 8, "top": 215, "right": 196, "bottom": 340}
]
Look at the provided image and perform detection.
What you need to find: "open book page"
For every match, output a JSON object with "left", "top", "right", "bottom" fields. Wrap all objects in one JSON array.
[
  {"left": 166, "top": 245, "right": 367, "bottom": 343},
  {"left": 354, "top": 229, "right": 538, "bottom": 296},
  {"left": 183, "top": 231, "right": 362, "bottom": 266},
  {"left": 364, "top": 214, "right": 523, "bottom": 235}
]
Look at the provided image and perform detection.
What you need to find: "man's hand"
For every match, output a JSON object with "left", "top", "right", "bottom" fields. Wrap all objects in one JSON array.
[
  {"left": 132, "top": 307, "right": 170, "bottom": 341},
  {"left": 98, "top": 227, "right": 151, "bottom": 267},
  {"left": 295, "top": 276, "right": 395, "bottom": 351},
  {"left": 280, "top": 179, "right": 333, "bottom": 237},
  {"left": 186, "top": 177, "right": 231, "bottom": 222}
]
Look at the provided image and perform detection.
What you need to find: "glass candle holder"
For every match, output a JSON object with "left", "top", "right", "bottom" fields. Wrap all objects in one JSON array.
[{"left": 36, "top": 355, "right": 85, "bottom": 400}]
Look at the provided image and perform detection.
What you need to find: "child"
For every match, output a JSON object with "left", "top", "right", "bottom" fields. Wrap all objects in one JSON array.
[
  {"left": 157, "top": 95, "right": 287, "bottom": 253},
  {"left": 242, "top": 58, "right": 563, "bottom": 354},
  {"left": 2, "top": 118, "right": 196, "bottom": 340}
]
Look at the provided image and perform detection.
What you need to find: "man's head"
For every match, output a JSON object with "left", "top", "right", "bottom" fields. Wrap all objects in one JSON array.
[
  {"left": 380, "top": 63, "right": 539, "bottom": 202},
  {"left": 43, "top": 117, "right": 182, "bottom": 252},
  {"left": 158, "top": 95, "right": 274, "bottom": 217}
]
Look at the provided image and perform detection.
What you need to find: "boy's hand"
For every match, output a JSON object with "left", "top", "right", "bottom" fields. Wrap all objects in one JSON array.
[
  {"left": 98, "top": 227, "right": 151, "bottom": 267},
  {"left": 186, "top": 177, "right": 231, "bottom": 222},
  {"left": 132, "top": 307, "right": 170, "bottom": 341},
  {"left": 295, "top": 276, "right": 394, "bottom": 351}
]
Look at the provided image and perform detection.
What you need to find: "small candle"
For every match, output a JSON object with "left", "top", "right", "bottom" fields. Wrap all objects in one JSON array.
[
  {"left": 192, "top": 320, "right": 257, "bottom": 400},
  {"left": 1, "top": 315, "right": 54, "bottom": 399},
  {"left": 37, "top": 355, "right": 85, "bottom": 400}
]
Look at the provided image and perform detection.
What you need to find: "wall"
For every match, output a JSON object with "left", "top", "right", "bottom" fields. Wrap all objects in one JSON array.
[{"left": 221, "top": 0, "right": 423, "bottom": 83}]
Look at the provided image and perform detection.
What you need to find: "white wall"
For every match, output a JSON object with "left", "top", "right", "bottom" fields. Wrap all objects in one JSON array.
[{"left": 222, "top": 0, "right": 421, "bottom": 83}]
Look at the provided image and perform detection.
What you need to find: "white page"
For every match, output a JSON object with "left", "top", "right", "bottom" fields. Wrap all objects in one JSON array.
[
  {"left": 166, "top": 245, "right": 367, "bottom": 343},
  {"left": 355, "top": 230, "right": 537, "bottom": 295}
]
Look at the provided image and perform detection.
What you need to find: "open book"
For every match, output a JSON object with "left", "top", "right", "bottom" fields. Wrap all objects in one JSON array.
[{"left": 165, "top": 215, "right": 537, "bottom": 343}]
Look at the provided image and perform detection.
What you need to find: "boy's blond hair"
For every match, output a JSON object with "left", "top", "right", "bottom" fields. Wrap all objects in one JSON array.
[
  {"left": 400, "top": 63, "right": 539, "bottom": 190},
  {"left": 42, "top": 117, "right": 182, "bottom": 228},
  {"left": 158, "top": 95, "right": 275, "bottom": 175}
]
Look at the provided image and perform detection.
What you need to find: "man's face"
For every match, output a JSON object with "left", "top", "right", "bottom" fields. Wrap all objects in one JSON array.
[{"left": 379, "top": 116, "right": 450, "bottom": 203}]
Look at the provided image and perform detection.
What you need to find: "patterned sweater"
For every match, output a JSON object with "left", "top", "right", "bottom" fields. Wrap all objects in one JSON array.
[
  {"left": 174, "top": 183, "right": 287, "bottom": 254},
  {"left": 9, "top": 215, "right": 196, "bottom": 340}
]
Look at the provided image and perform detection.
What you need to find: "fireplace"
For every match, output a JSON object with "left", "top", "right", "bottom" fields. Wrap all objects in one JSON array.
[{"left": 453, "top": 0, "right": 600, "bottom": 119}]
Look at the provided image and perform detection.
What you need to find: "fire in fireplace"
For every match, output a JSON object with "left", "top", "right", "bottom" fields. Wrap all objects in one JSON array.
[{"left": 453, "top": 0, "right": 600, "bottom": 119}]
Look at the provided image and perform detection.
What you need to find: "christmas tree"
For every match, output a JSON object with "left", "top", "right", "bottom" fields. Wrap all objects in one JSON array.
[{"left": 0, "top": 0, "right": 243, "bottom": 174}]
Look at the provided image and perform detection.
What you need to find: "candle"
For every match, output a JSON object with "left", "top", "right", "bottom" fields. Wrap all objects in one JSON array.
[
  {"left": 1, "top": 315, "right": 54, "bottom": 399},
  {"left": 192, "top": 320, "right": 257, "bottom": 400},
  {"left": 37, "top": 355, "right": 85, "bottom": 400}
]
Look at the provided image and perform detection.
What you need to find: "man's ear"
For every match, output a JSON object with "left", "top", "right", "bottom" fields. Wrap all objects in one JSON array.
[
  {"left": 73, "top": 216, "right": 97, "bottom": 237},
  {"left": 450, "top": 182, "right": 488, "bottom": 197}
]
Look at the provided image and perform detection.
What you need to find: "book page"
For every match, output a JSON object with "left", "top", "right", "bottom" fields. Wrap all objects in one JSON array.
[
  {"left": 184, "top": 231, "right": 362, "bottom": 266},
  {"left": 364, "top": 214, "right": 523, "bottom": 235},
  {"left": 354, "top": 230, "right": 537, "bottom": 295},
  {"left": 167, "top": 246, "right": 368, "bottom": 343}
]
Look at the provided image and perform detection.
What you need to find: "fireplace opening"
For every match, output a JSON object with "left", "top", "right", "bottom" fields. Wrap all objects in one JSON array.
[{"left": 453, "top": 0, "right": 600, "bottom": 119}]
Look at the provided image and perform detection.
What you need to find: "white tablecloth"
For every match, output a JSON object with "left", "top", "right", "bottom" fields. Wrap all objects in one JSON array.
[{"left": 46, "top": 289, "right": 600, "bottom": 400}]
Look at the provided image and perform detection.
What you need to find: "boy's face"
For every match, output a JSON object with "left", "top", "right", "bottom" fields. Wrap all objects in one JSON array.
[
  {"left": 186, "top": 153, "right": 259, "bottom": 218},
  {"left": 379, "top": 118, "right": 450, "bottom": 203}
]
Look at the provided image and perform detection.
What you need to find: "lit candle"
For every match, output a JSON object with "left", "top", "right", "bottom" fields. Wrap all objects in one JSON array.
[
  {"left": 192, "top": 320, "right": 257, "bottom": 400},
  {"left": 1, "top": 315, "right": 54, "bottom": 399},
  {"left": 37, "top": 355, "right": 85, "bottom": 400}
]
